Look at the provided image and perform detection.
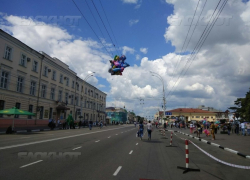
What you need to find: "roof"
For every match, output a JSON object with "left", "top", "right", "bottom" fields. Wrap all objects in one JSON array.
[{"left": 165, "top": 108, "right": 215, "bottom": 113}]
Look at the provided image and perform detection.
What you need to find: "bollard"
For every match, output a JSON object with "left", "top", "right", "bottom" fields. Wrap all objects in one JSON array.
[
  {"left": 185, "top": 140, "right": 189, "bottom": 168},
  {"left": 177, "top": 139, "right": 200, "bottom": 174}
]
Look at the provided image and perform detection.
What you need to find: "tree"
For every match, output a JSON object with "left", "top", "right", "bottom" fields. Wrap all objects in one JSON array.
[{"left": 229, "top": 88, "right": 250, "bottom": 121}]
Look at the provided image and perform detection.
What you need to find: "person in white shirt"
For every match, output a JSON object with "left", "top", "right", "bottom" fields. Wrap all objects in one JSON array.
[
  {"left": 241, "top": 122, "right": 246, "bottom": 136},
  {"left": 147, "top": 121, "right": 153, "bottom": 140}
]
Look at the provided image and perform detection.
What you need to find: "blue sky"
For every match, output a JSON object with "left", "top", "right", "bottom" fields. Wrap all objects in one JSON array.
[{"left": 1, "top": 0, "right": 250, "bottom": 118}]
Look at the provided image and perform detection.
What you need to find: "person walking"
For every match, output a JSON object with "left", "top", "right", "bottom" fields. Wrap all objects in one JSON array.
[
  {"left": 246, "top": 122, "right": 250, "bottom": 136},
  {"left": 231, "top": 123, "right": 235, "bottom": 134},
  {"left": 235, "top": 123, "right": 239, "bottom": 135},
  {"left": 241, "top": 122, "right": 246, "bottom": 136},
  {"left": 227, "top": 123, "right": 231, "bottom": 135},
  {"left": 147, "top": 120, "right": 153, "bottom": 140},
  {"left": 210, "top": 122, "right": 216, "bottom": 140},
  {"left": 89, "top": 120, "right": 93, "bottom": 130},
  {"left": 138, "top": 121, "right": 144, "bottom": 140},
  {"left": 196, "top": 122, "right": 201, "bottom": 138},
  {"left": 190, "top": 123, "right": 194, "bottom": 134}
]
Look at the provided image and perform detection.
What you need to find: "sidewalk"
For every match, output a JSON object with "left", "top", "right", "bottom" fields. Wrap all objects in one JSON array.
[
  {"left": 0, "top": 124, "right": 125, "bottom": 134},
  {"left": 167, "top": 127, "right": 250, "bottom": 157}
]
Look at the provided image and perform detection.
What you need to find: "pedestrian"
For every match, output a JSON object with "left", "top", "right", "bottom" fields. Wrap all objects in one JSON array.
[
  {"left": 190, "top": 123, "right": 194, "bottom": 134},
  {"left": 246, "top": 122, "right": 250, "bottom": 136},
  {"left": 210, "top": 122, "right": 216, "bottom": 140},
  {"left": 164, "top": 122, "right": 167, "bottom": 130},
  {"left": 78, "top": 120, "right": 82, "bottom": 129},
  {"left": 134, "top": 121, "right": 137, "bottom": 127},
  {"left": 99, "top": 121, "right": 103, "bottom": 129},
  {"left": 147, "top": 120, "right": 153, "bottom": 140},
  {"left": 138, "top": 121, "right": 144, "bottom": 140},
  {"left": 57, "top": 118, "right": 61, "bottom": 127},
  {"left": 89, "top": 120, "right": 93, "bottom": 130},
  {"left": 227, "top": 123, "right": 231, "bottom": 135},
  {"left": 235, "top": 123, "right": 239, "bottom": 135},
  {"left": 240, "top": 122, "right": 246, "bottom": 136},
  {"left": 196, "top": 122, "right": 201, "bottom": 138},
  {"left": 231, "top": 123, "right": 235, "bottom": 134}
]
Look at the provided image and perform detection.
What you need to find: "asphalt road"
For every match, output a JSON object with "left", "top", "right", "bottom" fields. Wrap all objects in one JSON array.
[{"left": 0, "top": 125, "right": 250, "bottom": 180}]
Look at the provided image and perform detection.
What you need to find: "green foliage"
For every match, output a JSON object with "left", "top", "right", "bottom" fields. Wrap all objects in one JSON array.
[{"left": 230, "top": 88, "right": 250, "bottom": 121}]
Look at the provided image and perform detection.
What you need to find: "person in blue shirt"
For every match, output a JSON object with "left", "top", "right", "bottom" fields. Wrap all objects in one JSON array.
[{"left": 138, "top": 121, "right": 144, "bottom": 140}]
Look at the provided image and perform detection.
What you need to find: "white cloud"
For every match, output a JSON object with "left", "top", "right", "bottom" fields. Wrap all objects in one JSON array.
[
  {"left": 129, "top": 19, "right": 139, "bottom": 26},
  {"left": 122, "top": 46, "right": 135, "bottom": 55},
  {"left": 136, "top": 54, "right": 140, "bottom": 60},
  {"left": 121, "top": 0, "right": 138, "bottom": 4},
  {"left": 140, "top": 47, "right": 148, "bottom": 54}
]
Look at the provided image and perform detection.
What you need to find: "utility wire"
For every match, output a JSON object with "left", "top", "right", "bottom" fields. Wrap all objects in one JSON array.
[
  {"left": 98, "top": 0, "right": 122, "bottom": 55},
  {"left": 166, "top": 0, "right": 228, "bottom": 99},
  {"left": 71, "top": 0, "right": 112, "bottom": 58},
  {"left": 166, "top": 0, "right": 201, "bottom": 92},
  {"left": 91, "top": 0, "right": 119, "bottom": 56}
]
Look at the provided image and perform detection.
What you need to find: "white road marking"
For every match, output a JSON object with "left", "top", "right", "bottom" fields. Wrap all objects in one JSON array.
[
  {"left": 113, "top": 166, "right": 122, "bottom": 176},
  {"left": 108, "top": 136, "right": 111, "bottom": 138},
  {"left": 116, "top": 134, "right": 118, "bottom": 135},
  {"left": 95, "top": 140, "right": 100, "bottom": 142},
  {"left": 20, "top": 160, "right": 43, "bottom": 168},
  {"left": 136, "top": 143, "right": 138, "bottom": 145},
  {"left": 129, "top": 150, "right": 133, "bottom": 154},
  {"left": 72, "top": 146, "right": 82, "bottom": 150},
  {"left": 0, "top": 127, "right": 128, "bottom": 151}
]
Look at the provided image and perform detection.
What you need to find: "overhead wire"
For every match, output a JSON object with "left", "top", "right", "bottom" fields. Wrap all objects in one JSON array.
[
  {"left": 165, "top": 0, "right": 201, "bottom": 94},
  {"left": 71, "top": 0, "right": 113, "bottom": 58},
  {"left": 98, "top": 0, "right": 122, "bottom": 55},
  {"left": 91, "top": 0, "right": 120, "bottom": 56},
  {"left": 166, "top": 0, "right": 228, "bottom": 99}
]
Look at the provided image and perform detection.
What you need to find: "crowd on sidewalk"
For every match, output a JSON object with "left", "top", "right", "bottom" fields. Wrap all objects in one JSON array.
[{"left": 169, "top": 120, "right": 250, "bottom": 140}]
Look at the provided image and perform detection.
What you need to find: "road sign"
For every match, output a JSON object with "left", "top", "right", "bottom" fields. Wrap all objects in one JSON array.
[{"left": 165, "top": 112, "right": 172, "bottom": 115}]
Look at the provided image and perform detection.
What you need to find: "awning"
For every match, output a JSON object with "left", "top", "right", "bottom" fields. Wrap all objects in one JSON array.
[{"left": 56, "top": 106, "right": 70, "bottom": 110}]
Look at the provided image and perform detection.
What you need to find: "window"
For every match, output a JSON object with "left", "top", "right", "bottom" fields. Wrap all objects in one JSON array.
[
  {"left": 84, "top": 99, "right": 86, "bottom": 108},
  {"left": 196, "top": 116, "right": 200, "bottom": 118},
  {"left": 43, "top": 66, "right": 48, "bottom": 77},
  {"left": 15, "top": 103, "right": 21, "bottom": 118},
  {"left": 76, "top": 83, "right": 79, "bottom": 91},
  {"left": 50, "top": 88, "right": 55, "bottom": 100},
  {"left": 0, "top": 100, "right": 5, "bottom": 118},
  {"left": 192, "top": 116, "right": 194, "bottom": 118},
  {"left": 65, "top": 92, "right": 69, "bottom": 104},
  {"left": 49, "top": 108, "right": 53, "bottom": 119},
  {"left": 71, "top": 95, "right": 74, "bottom": 105},
  {"left": 28, "top": 105, "right": 33, "bottom": 119},
  {"left": 60, "top": 74, "right": 63, "bottom": 83},
  {"left": 4, "top": 46, "right": 12, "bottom": 60},
  {"left": 33, "top": 61, "right": 38, "bottom": 72},
  {"left": 66, "top": 77, "right": 69, "bottom": 86},
  {"left": 85, "top": 87, "right": 87, "bottom": 94},
  {"left": 30, "top": 81, "right": 36, "bottom": 96},
  {"left": 0, "top": 71, "right": 9, "bottom": 89},
  {"left": 58, "top": 90, "right": 62, "bottom": 102},
  {"left": 72, "top": 81, "right": 75, "bottom": 88},
  {"left": 17, "top": 76, "right": 24, "bottom": 93},
  {"left": 41, "top": 85, "right": 46, "bottom": 98},
  {"left": 52, "top": 71, "right": 56, "bottom": 80},
  {"left": 81, "top": 86, "right": 83, "bottom": 92},
  {"left": 20, "top": 54, "right": 26, "bottom": 67}
]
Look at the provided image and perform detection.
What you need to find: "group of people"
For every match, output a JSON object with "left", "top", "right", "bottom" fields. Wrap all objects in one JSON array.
[{"left": 137, "top": 121, "right": 153, "bottom": 140}]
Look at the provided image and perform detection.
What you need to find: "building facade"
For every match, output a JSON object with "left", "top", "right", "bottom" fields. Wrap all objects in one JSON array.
[
  {"left": 0, "top": 29, "right": 106, "bottom": 128},
  {"left": 155, "top": 108, "right": 217, "bottom": 122},
  {"left": 106, "top": 107, "right": 127, "bottom": 124}
]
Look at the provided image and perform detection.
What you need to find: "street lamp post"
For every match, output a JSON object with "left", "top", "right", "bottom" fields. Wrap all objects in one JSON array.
[{"left": 150, "top": 71, "right": 166, "bottom": 125}]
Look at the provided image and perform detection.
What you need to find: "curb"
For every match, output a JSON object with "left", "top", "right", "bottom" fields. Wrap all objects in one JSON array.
[{"left": 163, "top": 129, "right": 250, "bottom": 159}]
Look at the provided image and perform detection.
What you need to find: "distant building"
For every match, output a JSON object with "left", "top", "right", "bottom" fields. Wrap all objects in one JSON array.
[
  {"left": 106, "top": 107, "right": 127, "bottom": 124},
  {"left": 156, "top": 108, "right": 217, "bottom": 122}
]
